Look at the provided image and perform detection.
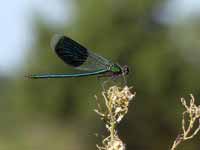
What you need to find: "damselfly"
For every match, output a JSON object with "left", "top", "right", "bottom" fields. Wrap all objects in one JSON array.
[{"left": 27, "top": 35, "right": 129, "bottom": 79}]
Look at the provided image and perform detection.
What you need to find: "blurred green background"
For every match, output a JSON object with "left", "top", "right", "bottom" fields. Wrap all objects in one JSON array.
[{"left": 1, "top": 0, "right": 200, "bottom": 149}]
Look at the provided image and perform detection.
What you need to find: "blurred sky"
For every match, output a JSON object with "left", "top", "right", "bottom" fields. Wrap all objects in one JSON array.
[
  {"left": 0, "top": 0, "right": 199, "bottom": 75},
  {"left": 0, "top": 0, "right": 72, "bottom": 75},
  {"left": 156, "top": 0, "right": 200, "bottom": 24}
]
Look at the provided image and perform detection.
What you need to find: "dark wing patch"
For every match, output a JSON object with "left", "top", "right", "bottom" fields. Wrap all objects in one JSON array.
[{"left": 52, "top": 35, "right": 89, "bottom": 67}]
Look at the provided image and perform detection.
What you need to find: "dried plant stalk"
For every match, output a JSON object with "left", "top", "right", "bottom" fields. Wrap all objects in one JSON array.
[
  {"left": 95, "top": 85, "right": 136, "bottom": 150},
  {"left": 171, "top": 94, "right": 200, "bottom": 150}
]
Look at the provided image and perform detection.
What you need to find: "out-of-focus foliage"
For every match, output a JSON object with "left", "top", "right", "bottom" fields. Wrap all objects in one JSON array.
[{"left": 1, "top": 0, "right": 200, "bottom": 150}]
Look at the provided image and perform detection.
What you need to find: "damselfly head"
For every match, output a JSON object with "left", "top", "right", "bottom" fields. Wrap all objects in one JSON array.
[{"left": 122, "top": 65, "right": 129, "bottom": 76}]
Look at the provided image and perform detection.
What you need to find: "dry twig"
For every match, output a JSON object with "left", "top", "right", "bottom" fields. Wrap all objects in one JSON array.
[{"left": 171, "top": 94, "right": 200, "bottom": 150}]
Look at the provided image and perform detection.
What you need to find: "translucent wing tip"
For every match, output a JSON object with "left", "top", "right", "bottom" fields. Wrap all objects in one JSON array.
[{"left": 50, "top": 34, "right": 64, "bottom": 50}]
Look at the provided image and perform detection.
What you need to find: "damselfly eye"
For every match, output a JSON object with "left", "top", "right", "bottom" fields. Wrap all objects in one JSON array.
[{"left": 123, "top": 65, "right": 129, "bottom": 75}]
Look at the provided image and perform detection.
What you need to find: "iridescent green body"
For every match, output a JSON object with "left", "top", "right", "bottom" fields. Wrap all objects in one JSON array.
[{"left": 110, "top": 64, "right": 122, "bottom": 74}]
